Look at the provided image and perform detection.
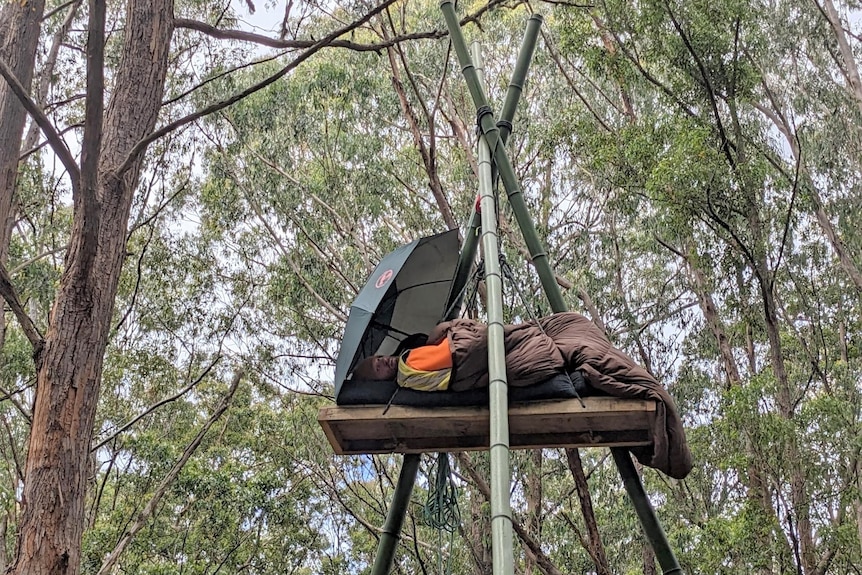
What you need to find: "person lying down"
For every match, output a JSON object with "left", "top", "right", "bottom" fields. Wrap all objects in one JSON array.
[{"left": 351, "top": 311, "right": 692, "bottom": 479}]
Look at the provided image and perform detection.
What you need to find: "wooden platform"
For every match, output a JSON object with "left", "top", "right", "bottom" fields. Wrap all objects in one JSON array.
[{"left": 318, "top": 397, "right": 657, "bottom": 455}]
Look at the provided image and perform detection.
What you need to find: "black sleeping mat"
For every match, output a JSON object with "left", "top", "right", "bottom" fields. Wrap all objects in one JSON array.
[{"left": 336, "top": 370, "right": 603, "bottom": 407}]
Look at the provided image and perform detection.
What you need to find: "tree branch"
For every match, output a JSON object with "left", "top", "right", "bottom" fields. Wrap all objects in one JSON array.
[
  {"left": 0, "top": 381, "right": 31, "bottom": 422},
  {"left": 25, "top": 0, "right": 81, "bottom": 153},
  {"left": 161, "top": 51, "right": 283, "bottom": 107},
  {"left": 662, "top": 0, "right": 736, "bottom": 169},
  {"left": 0, "top": 262, "right": 44, "bottom": 361},
  {"left": 770, "top": 130, "right": 803, "bottom": 291},
  {"left": 237, "top": 178, "right": 348, "bottom": 323},
  {"left": 9, "top": 246, "right": 68, "bottom": 275},
  {"left": 76, "top": 0, "right": 106, "bottom": 277},
  {"left": 115, "top": 0, "right": 402, "bottom": 178},
  {"left": 81, "top": 0, "right": 105, "bottom": 177},
  {"left": 599, "top": 10, "right": 698, "bottom": 120},
  {"left": 41, "top": 0, "right": 79, "bottom": 21},
  {"left": 383, "top": 23, "right": 457, "bottom": 229},
  {"left": 0, "top": 56, "right": 80, "bottom": 191},
  {"left": 19, "top": 123, "right": 84, "bottom": 162},
  {"left": 541, "top": 28, "right": 613, "bottom": 132},
  {"left": 456, "top": 453, "right": 565, "bottom": 575},
  {"left": 96, "top": 369, "right": 243, "bottom": 575},
  {"left": 174, "top": 17, "right": 446, "bottom": 51},
  {"left": 565, "top": 448, "right": 611, "bottom": 574},
  {"left": 91, "top": 355, "right": 221, "bottom": 452}
]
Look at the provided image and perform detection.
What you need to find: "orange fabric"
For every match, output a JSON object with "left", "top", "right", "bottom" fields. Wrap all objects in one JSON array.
[{"left": 405, "top": 338, "right": 452, "bottom": 371}]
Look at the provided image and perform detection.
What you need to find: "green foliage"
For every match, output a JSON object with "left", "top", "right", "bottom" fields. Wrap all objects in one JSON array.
[{"left": 2, "top": 0, "right": 862, "bottom": 573}]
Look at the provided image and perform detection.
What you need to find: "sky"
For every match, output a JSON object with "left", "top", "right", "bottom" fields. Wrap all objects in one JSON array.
[{"left": 231, "top": 0, "right": 287, "bottom": 38}]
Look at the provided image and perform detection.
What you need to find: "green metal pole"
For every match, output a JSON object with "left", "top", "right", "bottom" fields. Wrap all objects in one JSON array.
[
  {"left": 445, "top": 210, "right": 481, "bottom": 320},
  {"left": 445, "top": 15, "right": 542, "bottom": 319},
  {"left": 370, "top": 453, "right": 421, "bottom": 575},
  {"left": 473, "top": 42, "right": 516, "bottom": 575},
  {"left": 440, "top": 0, "right": 564, "bottom": 313},
  {"left": 498, "top": 14, "right": 543, "bottom": 144},
  {"left": 440, "top": 3, "right": 685, "bottom": 574},
  {"left": 613, "top": 450, "right": 684, "bottom": 575}
]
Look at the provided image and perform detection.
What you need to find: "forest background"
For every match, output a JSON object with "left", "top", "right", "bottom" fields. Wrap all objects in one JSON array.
[{"left": 0, "top": 0, "right": 860, "bottom": 573}]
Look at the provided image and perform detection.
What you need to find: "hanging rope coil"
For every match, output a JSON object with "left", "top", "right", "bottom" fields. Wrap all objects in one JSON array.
[{"left": 422, "top": 452, "right": 461, "bottom": 533}]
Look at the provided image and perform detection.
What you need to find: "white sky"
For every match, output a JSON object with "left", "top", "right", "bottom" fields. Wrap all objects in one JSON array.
[{"left": 231, "top": 0, "right": 288, "bottom": 37}]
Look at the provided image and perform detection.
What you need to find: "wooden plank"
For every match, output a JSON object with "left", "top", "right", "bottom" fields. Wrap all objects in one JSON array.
[{"left": 318, "top": 397, "right": 657, "bottom": 455}]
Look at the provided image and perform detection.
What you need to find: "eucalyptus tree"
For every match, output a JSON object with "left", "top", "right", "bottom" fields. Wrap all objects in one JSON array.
[
  {"left": 542, "top": 0, "right": 862, "bottom": 572},
  {"left": 0, "top": 0, "right": 473, "bottom": 572}
]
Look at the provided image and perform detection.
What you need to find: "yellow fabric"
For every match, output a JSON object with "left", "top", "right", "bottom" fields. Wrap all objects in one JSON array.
[{"left": 397, "top": 341, "right": 452, "bottom": 392}]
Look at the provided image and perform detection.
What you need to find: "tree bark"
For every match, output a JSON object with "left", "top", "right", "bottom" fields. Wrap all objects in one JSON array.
[
  {"left": 462, "top": 454, "right": 492, "bottom": 575},
  {"left": 0, "top": 0, "right": 45, "bottom": 260},
  {"left": 6, "top": 0, "right": 173, "bottom": 573},
  {"left": 524, "top": 449, "right": 543, "bottom": 575},
  {"left": 0, "top": 0, "right": 46, "bottom": 351},
  {"left": 22, "top": 1, "right": 81, "bottom": 155},
  {"left": 565, "top": 449, "right": 611, "bottom": 575}
]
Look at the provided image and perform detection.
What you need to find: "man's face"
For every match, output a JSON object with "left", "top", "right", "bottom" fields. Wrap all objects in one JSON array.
[{"left": 369, "top": 355, "right": 398, "bottom": 380}]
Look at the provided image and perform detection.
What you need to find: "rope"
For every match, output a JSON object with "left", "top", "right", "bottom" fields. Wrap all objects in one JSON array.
[
  {"left": 443, "top": 263, "right": 483, "bottom": 322},
  {"left": 422, "top": 452, "right": 460, "bottom": 532},
  {"left": 423, "top": 452, "right": 460, "bottom": 575}
]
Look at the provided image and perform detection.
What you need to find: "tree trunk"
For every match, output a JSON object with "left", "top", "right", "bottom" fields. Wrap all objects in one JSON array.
[
  {"left": 22, "top": 1, "right": 81, "bottom": 154},
  {"left": 642, "top": 541, "right": 657, "bottom": 575},
  {"left": 0, "top": 0, "right": 44, "bottom": 257},
  {"left": 565, "top": 449, "right": 611, "bottom": 575},
  {"left": 524, "top": 449, "right": 543, "bottom": 575},
  {"left": 465, "top": 458, "right": 492, "bottom": 575},
  {"left": 684, "top": 252, "right": 742, "bottom": 387},
  {"left": 457, "top": 453, "right": 564, "bottom": 575},
  {"left": 7, "top": 0, "right": 173, "bottom": 573},
  {"left": 0, "top": 0, "right": 46, "bottom": 350}
]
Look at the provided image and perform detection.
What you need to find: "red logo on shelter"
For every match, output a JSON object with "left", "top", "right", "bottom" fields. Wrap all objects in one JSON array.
[{"left": 375, "top": 269, "right": 394, "bottom": 288}]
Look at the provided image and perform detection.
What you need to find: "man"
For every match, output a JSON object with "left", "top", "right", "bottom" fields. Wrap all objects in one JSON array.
[{"left": 351, "top": 311, "right": 692, "bottom": 479}]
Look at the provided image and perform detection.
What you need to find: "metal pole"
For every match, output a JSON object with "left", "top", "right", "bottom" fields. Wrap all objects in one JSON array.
[
  {"left": 370, "top": 453, "right": 421, "bottom": 575},
  {"left": 498, "top": 14, "right": 543, "bottom": 145},
  {"left": 613, "top": 450, "right": 683, "bottom": 575},
  {"left": 473, "top": 42, "right": 516, "bottom": 575},
  {"left": 445, "top": 210, "right": 481, "bottom": 320},
  {"left": 440, "top": 0, "right": 564, "bottom": 313},
  {"left": 445, "top": 15, "right": 542, "bottom": 319},
  {"left": 440, "top": 3, "right": 685, "bottom": 573}
]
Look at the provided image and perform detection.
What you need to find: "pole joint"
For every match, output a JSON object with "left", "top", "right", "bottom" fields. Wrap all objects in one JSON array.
[{"left": 476, "top": 104, "right": 494, "bottom": 133}]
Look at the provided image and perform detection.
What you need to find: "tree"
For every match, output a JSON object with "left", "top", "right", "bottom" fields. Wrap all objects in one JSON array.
[
  {"left": 2, "top": 0, "right": 862, "bottom": 573},
  {"left": 1, "top": 0, "right": 173, "bottom": 570},
  {"left": 0, "top": 0, "right": 407, "bottom": 572}
]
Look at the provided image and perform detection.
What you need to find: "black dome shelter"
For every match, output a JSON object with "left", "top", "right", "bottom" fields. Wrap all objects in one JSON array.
[{"left": 333, "top": 228, "right": 460, "bottom": 402}]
